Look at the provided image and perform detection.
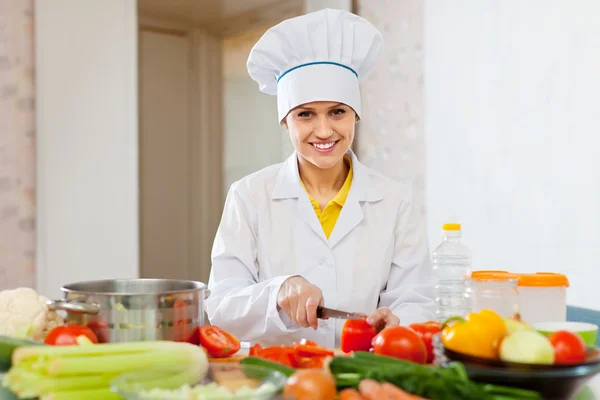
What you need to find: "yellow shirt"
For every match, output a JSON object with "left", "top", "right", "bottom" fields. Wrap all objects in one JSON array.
[{"left": 300, "top": 157, "right": 353, "bottom": 238}]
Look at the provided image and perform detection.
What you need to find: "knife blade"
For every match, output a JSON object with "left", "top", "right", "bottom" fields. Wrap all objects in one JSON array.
[{"left": 316, "top": 306, "right": 364, "bottom": 320}]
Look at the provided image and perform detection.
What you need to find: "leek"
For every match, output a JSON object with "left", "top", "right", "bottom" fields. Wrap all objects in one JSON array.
[{"left": 2, "top": 341, "right": 208, "bottom": 399}]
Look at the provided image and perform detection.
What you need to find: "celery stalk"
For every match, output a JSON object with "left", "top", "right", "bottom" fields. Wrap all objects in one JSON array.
[
  {"left": 45, "top": 349, "right": 195, "bottom": 376},
  {"left": 3, "top": 341, "right": 209, "bottom": 399},
  {"left": 40, "top": 388, "right": 121, "bottom": 400},
  {"left": 13, "top": 340, "right": 187, "bottom": 364}
]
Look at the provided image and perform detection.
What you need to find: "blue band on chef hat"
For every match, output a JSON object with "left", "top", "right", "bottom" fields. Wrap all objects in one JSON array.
[{"left": 277, "top": 61, "right": 358, "bottom": 83}]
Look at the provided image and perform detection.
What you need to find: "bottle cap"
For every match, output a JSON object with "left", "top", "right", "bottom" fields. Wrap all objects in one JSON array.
[{"left": 442, "top": 223, "right": 461, "bottom": 231}]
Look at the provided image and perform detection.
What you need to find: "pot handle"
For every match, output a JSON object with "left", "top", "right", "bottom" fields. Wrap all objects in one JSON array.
[{"left": 47, "top": 299, "right": 101, "bottom": 315}]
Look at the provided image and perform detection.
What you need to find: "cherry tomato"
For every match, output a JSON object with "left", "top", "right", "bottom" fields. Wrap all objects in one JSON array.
[
  {"left": 198, "top": 325, "right": 241, "bottom": 358},
  {"left": 549, "top": 330, "right": 587, "bottom": 364},
  {"left": 341, "top": 318, "right": 378, "bottom": 353},
  {"left": 372, "top": 326, "right": 427, "bottom": 364},
  {"left": 283, "top": 369, "right": 337, "bottom": 400},
  {"left": 409, "top": 321, "right": 441, "bottom": 363},
  {"left": 44, "top": 324, "right": 99, "bottom": 346}
]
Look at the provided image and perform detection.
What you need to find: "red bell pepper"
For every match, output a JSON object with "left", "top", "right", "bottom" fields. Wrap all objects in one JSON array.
[
  {"left": 341, "top": 318, "right": 378, "bottom": 353},
  {"left": 409, "top": 321, "right": 441, "bottom": 363}
]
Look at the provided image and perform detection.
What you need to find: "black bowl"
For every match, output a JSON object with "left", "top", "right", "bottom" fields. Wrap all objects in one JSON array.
[{"left": 433, "top": 334, "right": 600, "bottom": 400}]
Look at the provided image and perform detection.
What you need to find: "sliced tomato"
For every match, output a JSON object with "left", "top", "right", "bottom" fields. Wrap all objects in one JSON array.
[
  {"left": 341, "top": 318, "right": 378, "bottom": 353},
  {"left": 198, "top": 325, "right": 241, "bottom": 358},
  {"left": 293, "top": 344, "right": 334, "bottom": 357},
  {"left": 44, "top": 324, "right": 99, "bottom": 346}
]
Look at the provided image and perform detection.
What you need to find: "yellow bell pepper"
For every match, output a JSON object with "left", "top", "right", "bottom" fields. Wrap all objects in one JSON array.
[{"left": 441, "top": 309, "right": 507, "bottom": 359}]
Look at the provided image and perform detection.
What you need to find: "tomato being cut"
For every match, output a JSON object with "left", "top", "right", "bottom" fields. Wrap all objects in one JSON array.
[
  {"left": 198, "top": 325, "right": 241, "bottom": 358},
  {"left": 341, "top": 318, "right": 378, "bottom": 353},
  {"left": 409, "top": 321, "right": 441, "bottom": 363},
  {"left": 44, "top": 324, "right": 99, "bottom": 346},
  {"left": 548, "top": 330, "right": 587, "bottom": 364},
  {"left": 372, "top": 326, "right": 427, "bottom": 364}
]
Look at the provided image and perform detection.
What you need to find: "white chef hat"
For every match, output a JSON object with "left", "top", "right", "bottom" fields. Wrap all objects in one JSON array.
[{"left": 246, "top": 8, "right": 384, "bottom": 123}]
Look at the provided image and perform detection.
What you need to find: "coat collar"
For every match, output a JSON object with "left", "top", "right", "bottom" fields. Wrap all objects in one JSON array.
[
  {"left": 271, "top": 150, "right": 383, "bottom": 202},
  {"left": 271, "top": 150, "right": 383, "bottom": 247}
]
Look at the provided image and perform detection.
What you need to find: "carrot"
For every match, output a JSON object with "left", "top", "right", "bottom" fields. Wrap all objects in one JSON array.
[
  {"left": 339, "top": 388, "right": 366, "bottom": 400},
  {"left": 381, "top": 382, "right": 429, "bottom": 399},
  {"left": 358, "top": 379, "right": 389, "bottom": 400}
]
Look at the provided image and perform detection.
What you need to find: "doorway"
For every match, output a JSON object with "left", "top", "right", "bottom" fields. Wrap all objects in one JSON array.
[{"left": 136, "top": 0, "right": 302, "bottom": 284}]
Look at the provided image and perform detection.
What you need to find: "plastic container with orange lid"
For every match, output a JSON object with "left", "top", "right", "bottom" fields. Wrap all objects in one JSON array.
[
  {"left": 464, "top": 271, "right": 520, "bottom": 318},
  {"left": 468, "top": 270, "right": 569, "bottom": 324},
  {"left": 517, "top": 272, "right": 569, "bottom": 325}
]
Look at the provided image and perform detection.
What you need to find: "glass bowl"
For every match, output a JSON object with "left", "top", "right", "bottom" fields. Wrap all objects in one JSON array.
[
  {"left": 111, "top": 362, "right": 286, "bottom": 400},
  {"left": 433, "top": 334, "right": 600, "bottom": 399}
]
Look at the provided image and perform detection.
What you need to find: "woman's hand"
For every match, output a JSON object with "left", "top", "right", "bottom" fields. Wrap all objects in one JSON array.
[
  {"left": 276, "top": 276, "right": 324, "bottom": 330},
  {"left": 366, "top": 307, "right": 400, "bottom": 332}
]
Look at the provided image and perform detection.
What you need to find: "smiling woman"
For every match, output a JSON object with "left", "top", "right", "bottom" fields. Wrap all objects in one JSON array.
[{"left": 206, "top": 8, "right": 435, "bottom": 349}]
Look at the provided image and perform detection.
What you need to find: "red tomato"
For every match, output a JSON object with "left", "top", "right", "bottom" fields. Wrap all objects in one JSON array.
[
  {"left": 372, "top": 326, "right": 427, "bottom": 364},
  {"left": 341, "top": 318, "right": 378, "bottom": 353},
  {"left": 409, "top": 321, "right": 441, "bottom": 363},
  {"left": 198, "top": 325, "right": 241, "bottom": 358},
  {"left": 549, "top": 330, "right": 587, "bottom": 364},
  {"left": 44, "top": 324, "right": 99, "bottom": 346}
]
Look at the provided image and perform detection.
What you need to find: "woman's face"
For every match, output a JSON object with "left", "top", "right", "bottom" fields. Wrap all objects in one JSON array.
[{"left": 283, "top": 101, "right": 357, "bottom": 170}]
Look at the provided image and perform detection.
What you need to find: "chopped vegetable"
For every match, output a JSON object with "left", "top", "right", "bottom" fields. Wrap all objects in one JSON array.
[
  {"left": 2, "top": 340, "right": 208, "bottom": 399},
  {"left": 341, "top": 318, "right": 377, "bottom": 353},
  {"left": 441, "top": 309, "right": 507, "bottom": 359},
  {"left": 409, "top": 321, "right": 441, "bottom": 363},
  {"left": 372, "top": 326, "right": 427, "bottom": 364},
  {"left": 199, "top": 325, "right": 241, "bottom": 358},
  {"left": 44, "top": 324, "right": 99, "bottom": 346},
  {"left": 246, "top": 339, "right": 333, "bottom": 369},
  {"left": 0, "top": 287, "right": 64, "bottom": 342},
  {"left": 283, "top": 369, "right": 337, "bottom": 400}
]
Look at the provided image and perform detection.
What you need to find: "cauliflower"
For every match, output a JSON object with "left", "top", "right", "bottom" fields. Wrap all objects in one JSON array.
[{"left": 0, "top": 287, "right": 65, "bottom": 341}]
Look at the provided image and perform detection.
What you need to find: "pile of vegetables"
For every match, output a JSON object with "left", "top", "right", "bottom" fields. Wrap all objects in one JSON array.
[
  {"left": 241, "top": 351, "right": 542, "bottom": 400},
  {"left": 340, "top": 317, "right": 442, "bottom": 365},
  {"left": 442, "top": 308, "right": 588, "bottom": 365}
]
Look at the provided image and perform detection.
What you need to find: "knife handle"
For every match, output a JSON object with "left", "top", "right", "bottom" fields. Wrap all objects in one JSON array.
[{"left": 316, "top": 306, "right": 325, "bottom": 319}]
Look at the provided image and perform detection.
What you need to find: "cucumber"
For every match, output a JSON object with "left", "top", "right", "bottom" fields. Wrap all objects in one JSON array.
[
  {"left": 239, "top": 356, "right": 295, "bottom": 378},
  {"left": 0, "top": 336, "right": 40, "bottom": 372}
]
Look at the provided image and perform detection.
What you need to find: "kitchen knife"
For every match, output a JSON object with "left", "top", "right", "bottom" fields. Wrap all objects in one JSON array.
[{"left": 316, "top": 306, "right": 364, "bottom": 320}]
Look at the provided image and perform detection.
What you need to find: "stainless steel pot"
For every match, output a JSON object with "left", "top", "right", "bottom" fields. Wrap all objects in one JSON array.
[{"left": 47, "top": 279, "right": 209, "bottom": 343}]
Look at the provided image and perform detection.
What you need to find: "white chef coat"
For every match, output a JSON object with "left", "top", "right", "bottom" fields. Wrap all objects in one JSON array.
[{"left": 206, "top": 150, "right": 434, "bottom": 348}]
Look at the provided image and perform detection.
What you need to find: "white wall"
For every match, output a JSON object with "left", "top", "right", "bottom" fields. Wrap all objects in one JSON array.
[
  {"left": 424, "top": 0, "right": 600, "bottom": 309},
  {"left": 35, "top": 0, "right": 139, "bottom": 298}
]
